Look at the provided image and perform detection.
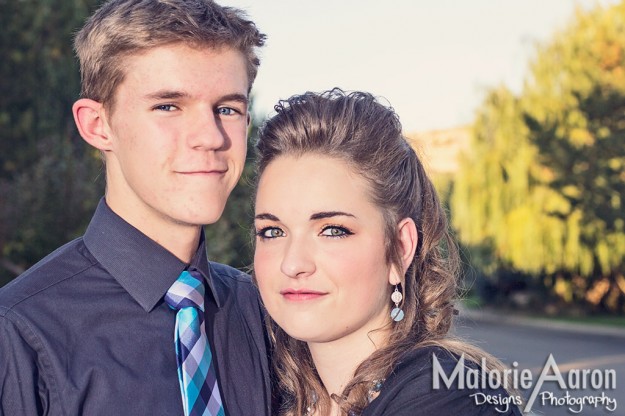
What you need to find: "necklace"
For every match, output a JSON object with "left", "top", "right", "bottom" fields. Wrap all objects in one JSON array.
[{"left": 305, "top": 379, "right": 384, "bottom": 416}]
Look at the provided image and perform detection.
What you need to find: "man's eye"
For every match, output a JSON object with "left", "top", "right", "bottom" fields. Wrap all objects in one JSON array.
[
  {"left": 257, "top": 227, "right": 285, "bottom": 239},
  {"left": 320, "top": 226, "right": 352, "bottom": 238},
  {"left": 217, "top": 107, "right": 237, "bottom": 116},
  {"left": 153, "top": 104, "right": 178, "bottom": 112}
]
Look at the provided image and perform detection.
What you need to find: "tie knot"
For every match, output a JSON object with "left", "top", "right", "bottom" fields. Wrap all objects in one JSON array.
[{"left": 164, "top": 270, "right": 206, "bottom": 312}]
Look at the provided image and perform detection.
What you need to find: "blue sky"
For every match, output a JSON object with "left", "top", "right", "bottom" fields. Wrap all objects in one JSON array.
[{"left": 222, "top": 0, "right": 619, "bottom": 132}]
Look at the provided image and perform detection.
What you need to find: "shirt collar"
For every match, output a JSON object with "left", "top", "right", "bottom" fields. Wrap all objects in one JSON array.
[{"left": 83, "top": 198, "right": 222, "bottom": 312}]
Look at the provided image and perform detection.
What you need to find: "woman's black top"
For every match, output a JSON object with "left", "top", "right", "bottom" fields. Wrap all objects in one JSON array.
[{"left": 361, "top": 346, "right": 523, "bottom": 416}]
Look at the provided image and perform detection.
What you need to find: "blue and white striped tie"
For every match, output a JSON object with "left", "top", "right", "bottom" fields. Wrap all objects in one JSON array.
[{"left": 165, "top": 270, "right": 225, "bottom": 416}]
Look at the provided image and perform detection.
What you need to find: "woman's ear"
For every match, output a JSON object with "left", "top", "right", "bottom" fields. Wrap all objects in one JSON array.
[
  {"left": 388, "top": 217, "right": 418, "bottom": 285},
  {"left": 72, "top": 98, "right": 113, "bottom": 151}
]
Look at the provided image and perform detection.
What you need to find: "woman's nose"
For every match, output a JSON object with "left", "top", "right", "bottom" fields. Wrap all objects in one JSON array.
[{"left": 280, "top": 237, "right": 316, "bottom": 279}]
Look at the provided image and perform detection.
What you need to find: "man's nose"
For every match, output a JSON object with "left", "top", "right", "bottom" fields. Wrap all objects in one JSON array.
[{"left": 187, "top": 112, "right": 227, "bottom": 150}]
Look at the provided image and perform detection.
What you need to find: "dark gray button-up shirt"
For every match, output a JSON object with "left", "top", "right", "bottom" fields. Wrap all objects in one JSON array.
[{"left": 0, "top": 199, "right": 270, "bottom": 415}]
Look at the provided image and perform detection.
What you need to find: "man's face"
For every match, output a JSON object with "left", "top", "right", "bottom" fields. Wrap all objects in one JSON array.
[{"left": 102, "top": 44, "right": 249, "bottom": 238}]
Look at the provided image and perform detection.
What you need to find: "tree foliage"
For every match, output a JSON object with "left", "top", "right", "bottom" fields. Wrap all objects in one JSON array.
[
  {"left": 1, "top": 0, "right": 105, "bottom": 285},
  {"left": 0, "top": 0, "right": 97, "bottom": 179},
  {"left": 451, "top": 2, "right": 625, "bottom": 312}
]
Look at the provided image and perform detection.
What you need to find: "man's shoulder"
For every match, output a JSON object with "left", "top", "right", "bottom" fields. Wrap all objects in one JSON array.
[
  {"left": 208, "top": 261, "right": 251, "bottom": 284},
  {"left": 207, "top": 262, "right": 261, "bottom": 308},
  {"left": 0, "top": 237, "right": 95, "bottom": 313}
]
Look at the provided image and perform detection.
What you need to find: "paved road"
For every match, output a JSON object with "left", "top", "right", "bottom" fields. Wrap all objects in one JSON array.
[{"left": 453, "top": 314, "right": 625, "bottom": 415}]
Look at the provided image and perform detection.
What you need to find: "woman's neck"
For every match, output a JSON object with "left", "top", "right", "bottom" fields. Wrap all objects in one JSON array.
[{"left": 307, "top": 324, "right": 390, "bottom": 400}]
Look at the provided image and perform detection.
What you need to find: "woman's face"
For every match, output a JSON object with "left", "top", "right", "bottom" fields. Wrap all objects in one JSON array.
[{"left": 254, "top": 154, "right": 394, "bottom": 345}]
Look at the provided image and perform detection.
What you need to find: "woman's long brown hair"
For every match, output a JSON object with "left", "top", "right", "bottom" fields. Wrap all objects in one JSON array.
[{"left": 255, "top": 89, "right": 509, "bottom": 415}]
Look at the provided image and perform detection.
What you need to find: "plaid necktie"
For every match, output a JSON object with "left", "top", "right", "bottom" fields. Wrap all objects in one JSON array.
[{"left": 165, "top": 270, "right": 225, "bottom": 416}]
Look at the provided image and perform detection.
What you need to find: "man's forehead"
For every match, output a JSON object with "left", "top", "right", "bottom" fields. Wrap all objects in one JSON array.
[{"left": 114, "top": 45, "right": 249, "bottom": 97}]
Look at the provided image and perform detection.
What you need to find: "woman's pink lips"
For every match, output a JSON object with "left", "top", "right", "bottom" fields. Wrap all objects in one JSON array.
[{"left": 280, "top": 289, "right": 328, "bottom": 301}]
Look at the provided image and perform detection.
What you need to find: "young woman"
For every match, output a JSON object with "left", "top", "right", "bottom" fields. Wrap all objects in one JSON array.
[{"left": 253, "top": 89, "right": 523, "bottom": 416}]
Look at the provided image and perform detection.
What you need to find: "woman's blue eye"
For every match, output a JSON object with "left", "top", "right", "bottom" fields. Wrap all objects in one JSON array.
[
  {"left": 320, "top": 226, "right": 352, "bottom": 238},
  {"left": 258, "top": 227, "right": 285, "bottom": 239}
]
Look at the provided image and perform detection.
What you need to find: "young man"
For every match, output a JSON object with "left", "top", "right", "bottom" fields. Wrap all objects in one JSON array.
[{"left": 0, "top": 1, "right": 269, "bottom": 415}]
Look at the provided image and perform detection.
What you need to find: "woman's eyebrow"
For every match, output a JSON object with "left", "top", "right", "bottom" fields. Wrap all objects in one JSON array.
[
  {"left": 309, "top": 211, "right": 356, "bottom": 220},
  {"left": 255, "top": 213, "right": 279, "bottom": 221}
]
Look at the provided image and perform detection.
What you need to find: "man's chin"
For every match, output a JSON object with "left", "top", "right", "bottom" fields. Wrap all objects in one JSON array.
[{"left": 178, "top": 206, "right": 227, "bottom": 227}]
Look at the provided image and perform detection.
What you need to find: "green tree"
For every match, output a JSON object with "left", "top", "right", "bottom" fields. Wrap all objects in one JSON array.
[
  {"left": 0, "top": 0, "right": 103, "bottom": 285},
  {"left": 452, "top": 2, "right": 625, "bottom": 312},
  {"left": 522, "top": 2, "right": 625, "bottom": 310}
]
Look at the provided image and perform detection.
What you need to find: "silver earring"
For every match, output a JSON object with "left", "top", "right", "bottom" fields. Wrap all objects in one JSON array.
[{"left": 390, "top": 284, "right": 404, "bottom": 322}]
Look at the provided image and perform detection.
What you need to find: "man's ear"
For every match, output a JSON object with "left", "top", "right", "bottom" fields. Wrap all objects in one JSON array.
[
  {"left": 72, "top": 98, "right": 112, "bottom": 151},
  {"left": 388, "top": 217, "right": 418, "bottom": 285}
]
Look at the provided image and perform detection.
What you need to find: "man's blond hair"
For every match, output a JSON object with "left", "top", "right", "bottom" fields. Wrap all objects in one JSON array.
[{"left": 74, "top": 0, "right": 265, "bottom": 110}]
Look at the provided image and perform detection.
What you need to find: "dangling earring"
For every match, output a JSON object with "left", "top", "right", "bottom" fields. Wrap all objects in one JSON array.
[{"left": 390, "top": 284, "right": 404, "bottom": 322}]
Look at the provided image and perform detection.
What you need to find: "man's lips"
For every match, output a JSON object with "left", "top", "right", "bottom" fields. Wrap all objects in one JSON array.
[
  {"left": 280, "top": 289, "right": 328, "bottom": 301},
  {"left": 176, "top": 168, "right": 228, "bottom": 175}
]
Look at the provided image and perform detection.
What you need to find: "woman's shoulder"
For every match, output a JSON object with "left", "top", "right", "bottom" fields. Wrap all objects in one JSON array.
[{"left": 362, "top": 345, "right": 523, "bottom": 416}]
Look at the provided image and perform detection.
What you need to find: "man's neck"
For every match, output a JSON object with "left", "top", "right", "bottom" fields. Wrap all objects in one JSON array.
[{"left": 105, "top": 195, "right": 201, "bottom": 263}]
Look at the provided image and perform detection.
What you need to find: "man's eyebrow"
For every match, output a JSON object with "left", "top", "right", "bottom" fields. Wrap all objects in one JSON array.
[
  {"left": 143, "top": 90, "right": 190, "bottom": 101},
  {"left": 309, "top": 211, "right": 356, "bottom": 220},
  {"left": 219, "top": 93, "right": 249, "bottom": 106},
  {"left": 142, "top": 91, "right": 248, "bottom": 105},
  {"left": 255, "top": 213, "right": 279, "bottom": 221}
]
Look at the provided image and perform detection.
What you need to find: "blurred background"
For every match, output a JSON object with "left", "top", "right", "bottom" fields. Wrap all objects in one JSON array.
[{"left": 1, "top": 1, "right": 624, "bottom": 412}]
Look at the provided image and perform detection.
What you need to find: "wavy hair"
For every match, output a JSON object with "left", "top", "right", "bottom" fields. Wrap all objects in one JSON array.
[{"left": 255, "top": 89, "right": 507, "bottom": 415}]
